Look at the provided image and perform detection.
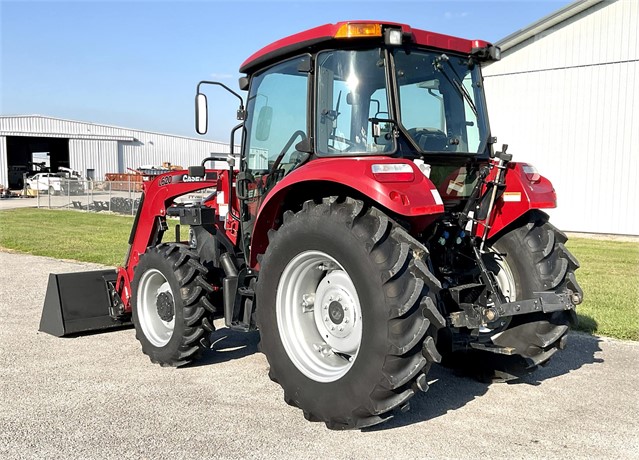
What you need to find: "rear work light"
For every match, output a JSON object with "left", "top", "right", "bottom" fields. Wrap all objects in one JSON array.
[
  {"left": 335, "top": 23, "right": 382, "bottom": 39},
  {"left": 471, "top": 43, "right": 502, "bottom": 62},
  {"left": 371, "top": 163, "right": 414, "bottom": 182},
  {"left": 522, "top": 164, "right": 541, "bottom": 183},
  {"left": 385, "top": 28, "right": 403, "bottom": 45}
]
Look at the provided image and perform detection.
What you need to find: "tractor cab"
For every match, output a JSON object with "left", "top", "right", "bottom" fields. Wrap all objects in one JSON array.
[
  {"left": 242, "top": 44, "right": 492, "bottom": 162},
  {"left": 196, "top": 21, "right": 502, "bottom": 256}
]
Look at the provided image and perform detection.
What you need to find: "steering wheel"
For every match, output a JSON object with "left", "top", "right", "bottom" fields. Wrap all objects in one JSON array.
[
  {"left": 407, "top": 127, "right": 448, "bottom": 151},
  {"left": 271, "top": 130, "right": 307, "bottom": 172},
  {"left": 328, "top": 133, "right": 359, "bottom": 154}
]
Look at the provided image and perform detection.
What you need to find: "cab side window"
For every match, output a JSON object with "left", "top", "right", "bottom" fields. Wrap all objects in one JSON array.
[{"left": 244, "top": 56, "right": 309, "bottom": 174}]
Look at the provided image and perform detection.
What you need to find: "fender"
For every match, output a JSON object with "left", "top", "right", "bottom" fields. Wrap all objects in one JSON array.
[
  {"left": 250, "top": 157, "right": 445, "bottom": 267},
  {"left": 483, "top": 162, "right": 556, "bottom": 240}
]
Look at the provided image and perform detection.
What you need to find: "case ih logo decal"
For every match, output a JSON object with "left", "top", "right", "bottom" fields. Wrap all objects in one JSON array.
[
  {"left": 182, "top": 175, "right": 205, "bottom": 183},
  {"left": 159, "top": 172, "right": 218, "bottom": 186}
]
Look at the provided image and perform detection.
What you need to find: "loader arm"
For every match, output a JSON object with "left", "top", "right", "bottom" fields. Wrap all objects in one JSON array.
[
  {"left": 40, "top": 168, "right": 235, "bottom": 337},
  {"left": 116, "top": 169, "right": 232, "bottom": 313}
]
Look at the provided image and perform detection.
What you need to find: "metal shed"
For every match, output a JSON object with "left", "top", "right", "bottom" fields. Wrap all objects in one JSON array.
[
  {"left": 0, "top": 115, "right": 233, "bottom": 188},
  {"left": 482, "top": 0, "right": 638, "bottom": 235}
]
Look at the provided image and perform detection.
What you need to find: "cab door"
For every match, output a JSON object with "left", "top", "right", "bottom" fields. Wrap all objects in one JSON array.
[{"left": 239, "top": 55, "right": 311, "bottom": 248}]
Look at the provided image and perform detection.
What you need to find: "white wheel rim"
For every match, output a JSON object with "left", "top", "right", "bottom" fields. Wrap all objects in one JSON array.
[
  {"left": 137, "top": 268, "right": 175, "bottom": 347},
  {"left": 276, "top": 250, "right": 362, "bottom": 383},
  {"left": 491, "top": 252, "right": 516, "bottom": 303},
  {"left": 481, "top": 250, "right": 517, "bottom": 333}
]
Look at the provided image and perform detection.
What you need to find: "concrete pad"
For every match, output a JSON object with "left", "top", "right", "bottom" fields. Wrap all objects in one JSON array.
[
  {"left": 0, "top": 197, "right": 38, "bottom": 210},
  {"left": 0, "top": 251, "right": 637, "bottom": 459}
]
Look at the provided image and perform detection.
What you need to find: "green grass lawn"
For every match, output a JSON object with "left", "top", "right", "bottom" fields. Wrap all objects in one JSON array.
[
  {"left": 0, "top": 208, "right": 133, "bottom": 266},
  {"left": 0, "top": 208, "right": 637, "bottom": 340},
  {"left": 566, "top": 238, "right": 638, "bottom": 340}
]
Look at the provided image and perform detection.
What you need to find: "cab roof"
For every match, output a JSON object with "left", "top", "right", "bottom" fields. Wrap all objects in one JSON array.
[{"left": 240, "top": 21, "right": 490, "bottom": 74}]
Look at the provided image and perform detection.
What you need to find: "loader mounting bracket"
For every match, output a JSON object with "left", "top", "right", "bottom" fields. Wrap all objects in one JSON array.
[
  {"left": 224, "top": 268, "right": 257, "bottom": 332},
  {"left": 166, "top": 204, "right": 216, "bottom": 226}
]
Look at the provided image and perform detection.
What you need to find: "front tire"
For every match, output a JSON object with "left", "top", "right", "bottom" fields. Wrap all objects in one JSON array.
[
  {"left": 131, "top": 243, "right": 217, "bottom": 367},
  {"left": 256, "top": 197, "right": 444, "bottom": 429}
]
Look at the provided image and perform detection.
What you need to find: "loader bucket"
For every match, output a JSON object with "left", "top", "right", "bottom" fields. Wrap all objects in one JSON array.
[{"left": 39, "top": 270, "right": 132, "bottom": 337}]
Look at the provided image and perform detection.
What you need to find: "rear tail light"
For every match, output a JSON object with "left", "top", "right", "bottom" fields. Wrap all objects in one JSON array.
[
  {"left": 371, "top": 163, "right": 414, "bottom": 182},
  {"left": 522, "top": 164, "right": 541, "bottom": 183}
]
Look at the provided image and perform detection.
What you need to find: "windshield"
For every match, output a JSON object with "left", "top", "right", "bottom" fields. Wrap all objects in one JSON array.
[
  {"left": 393, "top": 49, "right": 489, "bottom": 155},
  {"left": 313, "top": 47, "right": 490, "bottom": 157},
  {"left": 315, "top": 49, "right": 394, "bottom": 155}
]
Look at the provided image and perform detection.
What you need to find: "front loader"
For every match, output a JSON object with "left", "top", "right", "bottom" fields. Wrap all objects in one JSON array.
[{"left": 41, "top": 21, "right": 582, "bottom": 429}]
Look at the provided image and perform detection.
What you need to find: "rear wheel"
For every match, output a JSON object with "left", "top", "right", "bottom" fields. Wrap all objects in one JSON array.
[
  {"left": 277, "top": 250, "right": 363, "bottom": 382},
  {"left": 446, "top": 211, "right": 582, "bottom": 379},
  {"left": 131, "top": 243, "right": 217, "bottom": 367},
  {"left": 256, "top": 197, "right": 444, "bottom": 429}
]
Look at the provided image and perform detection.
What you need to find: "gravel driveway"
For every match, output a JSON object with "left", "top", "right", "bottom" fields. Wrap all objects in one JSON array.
[{"left": 0, "top": 250, "right": 637, "bottom": 459}]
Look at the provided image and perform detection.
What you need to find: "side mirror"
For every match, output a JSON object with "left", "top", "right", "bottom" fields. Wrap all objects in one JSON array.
[
  {"left": 418, "top": 80, "right": 440, "bottom": 90},
  {"left": 195, "top": 93, "right": 208, "bottom": 135},
  {"left": 346, "top": 92, "right": 359, "bottom": 105},
  {"left": 255, "top": 105, "right": 273, "bottom": 141},
  {"left": 188, "top": 165, "right": 205, "bottom": 178},
  {"left": 371, "top": 120, "right": 381, "bottom": 139},
  {"left": 369, "top": 117, "right": 397, "bottom": 144}
]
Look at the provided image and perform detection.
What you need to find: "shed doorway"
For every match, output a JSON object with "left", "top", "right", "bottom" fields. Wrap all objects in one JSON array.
[{"left": 6, "top": 136, "right": 70, "bottom": 188}]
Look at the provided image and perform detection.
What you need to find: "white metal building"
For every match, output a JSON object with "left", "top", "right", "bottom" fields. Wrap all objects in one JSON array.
[
  {"left": 0, "top": 115, "right": 233, "bottom": 188},
  {"left": 483, "top": 0, "right": 638, "bottom": 235}
]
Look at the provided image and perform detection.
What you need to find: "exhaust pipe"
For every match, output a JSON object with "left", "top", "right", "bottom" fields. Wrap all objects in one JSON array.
[
  {"left": 39, "top": 270, "right": 132, "bottom": 337},
  {"left": 219, "top": 252, "right": 239, "bottom": 328}
]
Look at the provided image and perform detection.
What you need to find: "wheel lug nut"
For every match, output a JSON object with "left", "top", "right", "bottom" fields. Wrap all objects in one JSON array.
[
  {"left": 324, "top": 316, "right": 329, "bottom": 322},
  {"left": 339, "top": 326, "right": 344, "bottom": 331},
  {"left": 344, "top": 319, "right": 349, "bottom": 323},
  {"left": 331, "top": 326, "right": 335, "bottom": 331}
]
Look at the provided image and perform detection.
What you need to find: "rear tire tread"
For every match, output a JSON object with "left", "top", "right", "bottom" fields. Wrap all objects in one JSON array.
[{"left": 258, "top": 197, "right": 444, "bottom": 429}]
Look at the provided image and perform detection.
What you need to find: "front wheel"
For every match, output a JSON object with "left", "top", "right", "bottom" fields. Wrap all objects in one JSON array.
[
  {"left": 256, "top": 197, "right": 444, "bottom": 429},
  {"left": 131, "top": 243, "right": 217, "bottom": 367}
]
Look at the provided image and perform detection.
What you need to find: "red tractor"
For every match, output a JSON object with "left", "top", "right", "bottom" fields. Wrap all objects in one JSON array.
[{"left": 41, "top": 21, "right": 582, "bottom": 429}]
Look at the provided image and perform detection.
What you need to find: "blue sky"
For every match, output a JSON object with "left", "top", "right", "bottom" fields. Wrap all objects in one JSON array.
[{"left": 1, "top": 0, "right": 571, "bottom": 142}]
